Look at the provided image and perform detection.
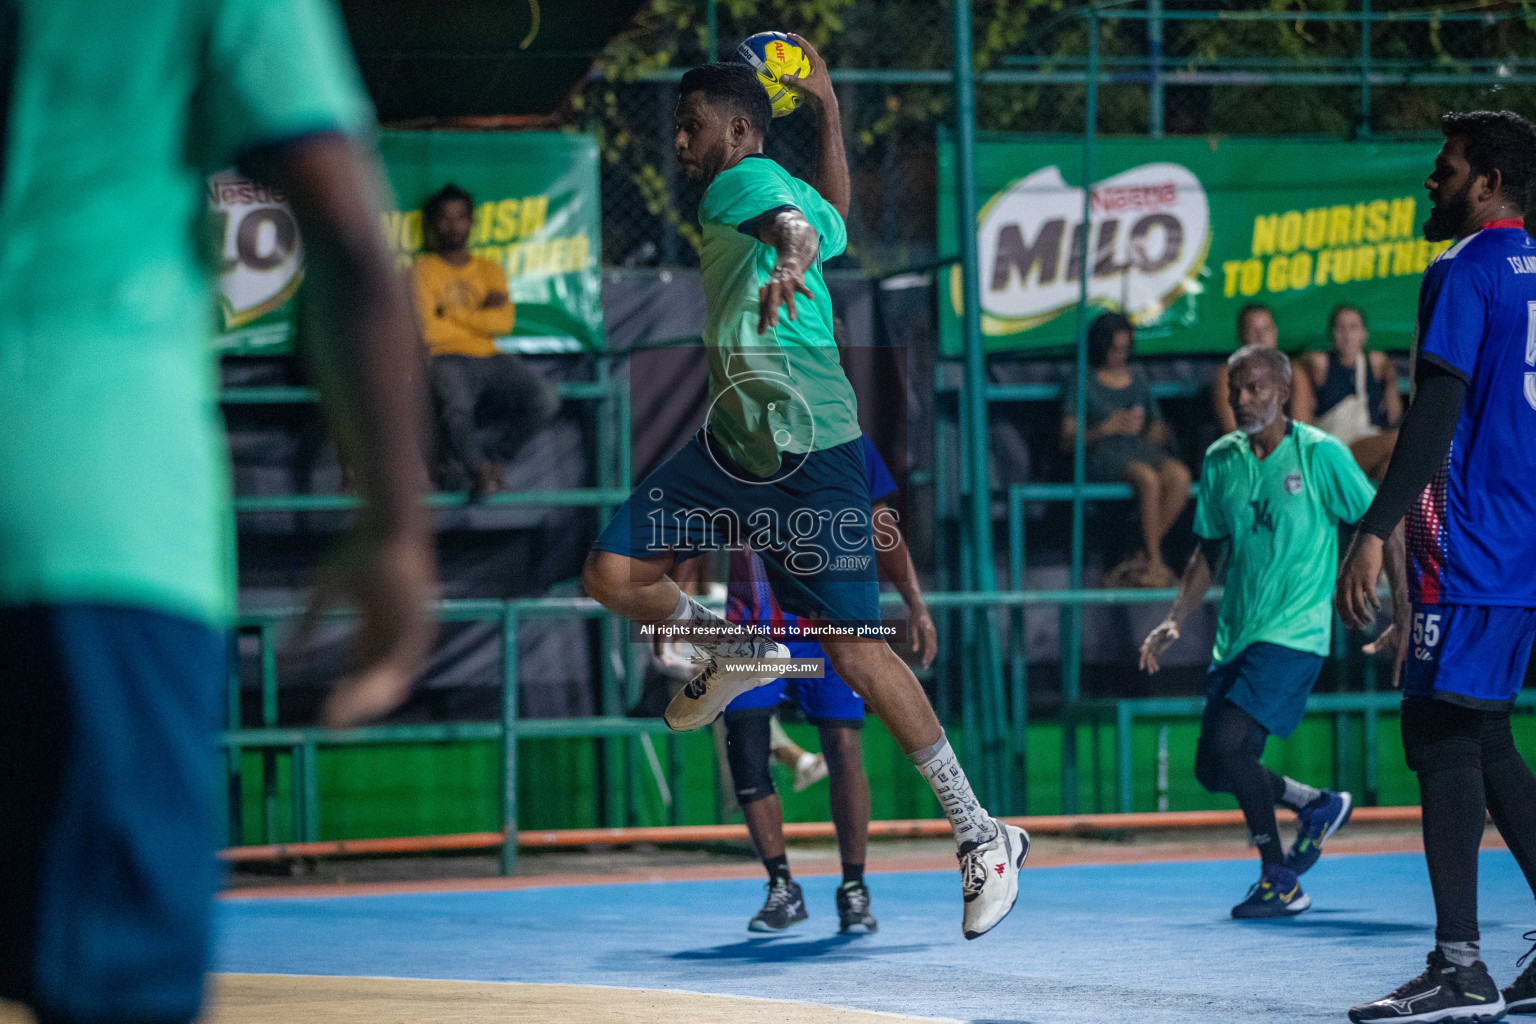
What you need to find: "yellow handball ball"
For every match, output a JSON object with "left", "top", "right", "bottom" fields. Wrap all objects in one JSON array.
[{"left": 734, "top": 31, "right": 811, "bottom": 118}]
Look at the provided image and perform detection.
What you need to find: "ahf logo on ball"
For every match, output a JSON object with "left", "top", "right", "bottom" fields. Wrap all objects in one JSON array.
[{"left": 963, "top": 162, "right": 1211, "bottom": 335}]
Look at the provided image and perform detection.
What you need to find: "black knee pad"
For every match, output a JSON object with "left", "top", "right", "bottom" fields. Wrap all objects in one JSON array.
[
  {"left": 1193, "top": 740, "right": 1229, "bottom": 795},
  {"left": 723, "top": 710, "right": 776, "bottom": 805},
  {"left": 1401, "top": 696, "right": 1484, "bottom": 775}
]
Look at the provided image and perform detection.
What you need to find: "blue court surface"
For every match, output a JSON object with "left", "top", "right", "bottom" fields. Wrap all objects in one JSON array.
[{"left": 218, "top": 851, "right": 1534, "bottom": 1024}]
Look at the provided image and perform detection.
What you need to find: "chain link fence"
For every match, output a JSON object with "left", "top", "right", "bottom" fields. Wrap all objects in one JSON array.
[{"left": 566, "top": 0, "right": 1536, "bottom": 276}]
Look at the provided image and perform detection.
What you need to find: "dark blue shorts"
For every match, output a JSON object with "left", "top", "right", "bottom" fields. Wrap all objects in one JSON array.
[
  {"left": 723, "top": 640, "right": 865, "bottom": 724},
  {"left": 593, "top": 429, "right": 879, "bottom": 625},
  {"left": 0, "top": 604, "right": 225, "bottom": 1024},
  {"left": 1402, "top": 603, "right": 1536, "bottom": 709},
  {"left": 1204, "top": 642, "right": 1326, "bottom": 740}
]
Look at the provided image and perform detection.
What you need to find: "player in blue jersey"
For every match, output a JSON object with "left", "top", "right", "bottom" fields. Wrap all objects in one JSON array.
[
  {"left": 1338, "top": 110, "right": 1536, "bottom": 1024},
  {"left": 722, "top": 433, "right": 935, "bottom": 934}
]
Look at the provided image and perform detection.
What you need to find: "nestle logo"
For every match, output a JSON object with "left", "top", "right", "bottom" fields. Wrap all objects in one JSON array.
[{"left": 1091, "top": 182, "right": 1178, "bottom": 214}]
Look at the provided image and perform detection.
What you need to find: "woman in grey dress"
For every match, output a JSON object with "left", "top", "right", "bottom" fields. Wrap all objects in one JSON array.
[{"left": 1060, "top": 312, "right": 1191, "bottom": 588}]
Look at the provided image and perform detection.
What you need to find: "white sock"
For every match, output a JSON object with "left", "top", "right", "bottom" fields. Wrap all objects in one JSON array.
[
  {"left": 665, "top": 589, "right": 747, "bottom": 654},
  {"left": 1281, "top": 777, "right": 1322, "bottom": 812},
  {"left": 1439, "top": 940, "right": 1480, "bottom": 967},
  {"left": 910, "top": 732, "right": 998, "bottom": 851}
]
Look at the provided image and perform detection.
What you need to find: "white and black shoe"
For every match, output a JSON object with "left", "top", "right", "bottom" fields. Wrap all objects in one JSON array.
[
  {"left": 959, "top": 820, "right": 1029, "bottom": 940},
  {"left": 1349, "top": 950, "right": 1506, "bottom": 1023},
  {"left": 664, "top": 639, "right": 790, "bottom": 731},
  {"left": 836, "top": 881, "right": 877, "bottom": 934},
  {"left": 748, "top": 877, "right": 807, "bottom": 932},
  {"left": 1505, "top": 931, "right": 1536, "bottom": 1014}
]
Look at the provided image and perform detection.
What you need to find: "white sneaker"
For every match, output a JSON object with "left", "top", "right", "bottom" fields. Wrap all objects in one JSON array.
[
  {"left": 959, "top": 820, "right": 1029, "bottom": 939},
  {"left": 664, "top": 639, "right": 791, "bottom": 731},
  {"left": 792, "top": 752, "right": 828, "bottom": 792}
]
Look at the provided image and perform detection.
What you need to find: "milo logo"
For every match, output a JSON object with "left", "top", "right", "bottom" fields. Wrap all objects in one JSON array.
[
  {"left": 962, "top": 162, "right": 1210, "bottom": 334},
  {"left": 207, "top": 171, "right": 303, "bottom": 329}
]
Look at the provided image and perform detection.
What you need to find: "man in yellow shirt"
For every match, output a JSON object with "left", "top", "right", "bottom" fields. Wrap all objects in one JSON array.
[{"left": 414, "top": 184, "right": 559, "bottom": 497}]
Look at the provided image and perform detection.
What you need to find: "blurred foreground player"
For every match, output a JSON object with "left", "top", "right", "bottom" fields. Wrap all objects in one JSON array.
[
  {"left": 1339, "top": 110, "right": 1536, "bottom": 1024},
  {"left": 723, "top": 433, "right": 936, "bottom": 934},
  {"left": 581, "top": 43, "right": 1026, "bottom": 939},
  {"left": 0, "top": 3, "right": 434, "bottom": 1022},
  {"left": 1141, "top": 345, "right": 1380, "bottom": 919}
]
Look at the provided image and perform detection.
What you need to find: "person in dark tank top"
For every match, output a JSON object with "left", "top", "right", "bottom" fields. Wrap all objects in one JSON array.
[{"left": 1299, "top": 305, "right": 1402, "bottom": 479}]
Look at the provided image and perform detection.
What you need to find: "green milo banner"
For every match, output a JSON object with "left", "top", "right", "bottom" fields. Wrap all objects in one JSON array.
[
  {"left": 938, "top": 135, "right": 1450, "bottom": 356},
  {"left": 211, "top": 130, "right": 602, "bottom": 354}
]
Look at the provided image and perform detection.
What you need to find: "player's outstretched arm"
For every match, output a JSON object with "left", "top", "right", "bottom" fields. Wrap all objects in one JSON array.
[
  {"left": 1140, "top": 540, "right": 1219, "bottom": 674},
  {"left": 782, "top": 33, "right": 849, "bottom": 221},
  {"left": 244, "top": 134, "right": 437, "bottom": 728},
  {"left": 872, "top": 501, "right": 937, "bottom": 670},
  {"left": 755, "top": 208, "right": 818, "bottom": 334}
]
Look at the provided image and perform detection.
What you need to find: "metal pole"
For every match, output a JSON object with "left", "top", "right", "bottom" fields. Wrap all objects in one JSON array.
[
  {"left": 1359, "top": 0, "right": 1372, "bottom": 140},
  {"left": 500, "top": 605, "right": 520, "bottom": 876},
  {"left": 952, "top": 0, "right": 1004, "bottom": 806},
  {"left": 1064, "top": 3, "right": 1099, "bottom": 814},
  {"left": 705, "top": 0, "right": 719, "bottom": 61},
  {"left": 1149, "top": 0, "right": 1164, "bottom": 137}
]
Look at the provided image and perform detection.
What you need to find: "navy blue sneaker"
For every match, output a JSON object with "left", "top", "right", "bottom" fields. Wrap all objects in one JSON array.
[
  {"left": 1231, "top": 863, "right": 1310, "bottom": 919},
  {"left": 1286, "top": 789, "right": 1353, "bottom": 875}
]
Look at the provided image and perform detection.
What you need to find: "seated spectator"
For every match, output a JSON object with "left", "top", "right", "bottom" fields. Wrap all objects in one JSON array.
[
  {"left": 414, "top": 184, "right": 559, "bottom": 497},
  {"left": 1212, "top": 303, "right": 1315, "bottom": 433},
  {"left": 1061, "top": 312, "right": 1191, "bottom": 588},
  {"left": 1298, "top": 304, "right": 1401, "bottom": 480}
]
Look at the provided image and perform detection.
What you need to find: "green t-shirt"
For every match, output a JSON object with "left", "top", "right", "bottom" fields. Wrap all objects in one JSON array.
[
  {"left": 0, "top": 0, "right": 372, "bottom": 625},
  {"left": 697, "top": 154, "right": 862, "bottom": 477},
  {"left": 1193, "top": 422, "right": 1376, "bottom": 664}
]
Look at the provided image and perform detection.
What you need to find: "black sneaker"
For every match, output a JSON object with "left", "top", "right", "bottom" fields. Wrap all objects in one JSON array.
[
  {"left": 1231, "top": 863, "right": 1310, "bottom": 919},
  {"left": 1505, "top": 930, "right": 1536, "bottom": 1014},
  {"left": 1349, "top": 949, "right": 1506, "bottom": 1023},
  {"left": 836, "top": 881, "right": 877, "bottom": 934},
  {"left": 748, "top": 878, "right": 807, "bottom": 932}
]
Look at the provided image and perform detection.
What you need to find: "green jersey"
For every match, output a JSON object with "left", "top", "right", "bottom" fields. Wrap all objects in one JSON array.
[
  {"left": 0, "top": 0, "right": 372, "bottom": 625},
  {"left": 1193, "top": 423, "right": 1375, "bottom": 663},
  {"left": 697, "top": 155, "right": 861, "bottom": 477}
]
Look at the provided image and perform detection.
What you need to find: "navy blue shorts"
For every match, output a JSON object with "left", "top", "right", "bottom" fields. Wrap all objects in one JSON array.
[
  {"left": 593, "top": 429, "right": 879, "bottom": 625},
  {"left": 1203, "top": 642, "right": 1326, "bottom": 740},
  {"left": 1402, "top": 603, "right": 1536, "bottom": 709},
  {"left": 0, "top": 604, "right": 225, "bottom": 1024},
  {"left": 723, "top": 640, "right": 865, "bottom": 724}
]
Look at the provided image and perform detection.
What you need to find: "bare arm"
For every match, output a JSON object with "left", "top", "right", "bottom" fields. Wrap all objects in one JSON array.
[
  {"left": 872, "top": 501, "right": 936, "bottom": 669},
  {"left": 754, "top": 208, "right": 820, "bottom": 334},
  {"left": 1212, "top": 364, "right": 1237, "bottom": 434},
  {"left": 244, "top": 134, "right": 436, "bottom": 727},
  {"left": 782, "top": 33, "right": 849, "bottom": 220},
  {"left": 1378, "top": 353, "right": 1404, "bottom": 427},
  {"left": 1139, "top": 539, "right": 1221, "bottom": 673},
  {"left": 1289, "top": 357, "right": 1317, "bottom": 423}
]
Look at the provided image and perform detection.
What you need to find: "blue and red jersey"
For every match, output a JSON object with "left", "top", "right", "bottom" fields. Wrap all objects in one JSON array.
[
  {"left": 726, "top": 433, "right": 898, "bottom": 630},
  {"left": 1408, "top": 220, "right": 1536, "bottom": 606}
]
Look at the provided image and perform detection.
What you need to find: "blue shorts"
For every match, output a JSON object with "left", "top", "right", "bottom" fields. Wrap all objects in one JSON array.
[
  {"left": 723, "top": 640, "right": 865, "bottom": 724},
  {"left": 592, "top": 429, "right": 879, "bottom": 625},
  {"left": 1402, "top": 603, "right": 1536, "bottom": 709},
  {"left": 0, "top": 604, "right": 225, "bottom": 1024},
  {"left": 1204, "top": 642, "right": 1326, "bottom": 740}
]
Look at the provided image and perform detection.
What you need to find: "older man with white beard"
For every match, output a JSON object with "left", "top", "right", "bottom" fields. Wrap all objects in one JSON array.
[{"left": 1139, "top": 344, "right": 1395, "bottom": 919}]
